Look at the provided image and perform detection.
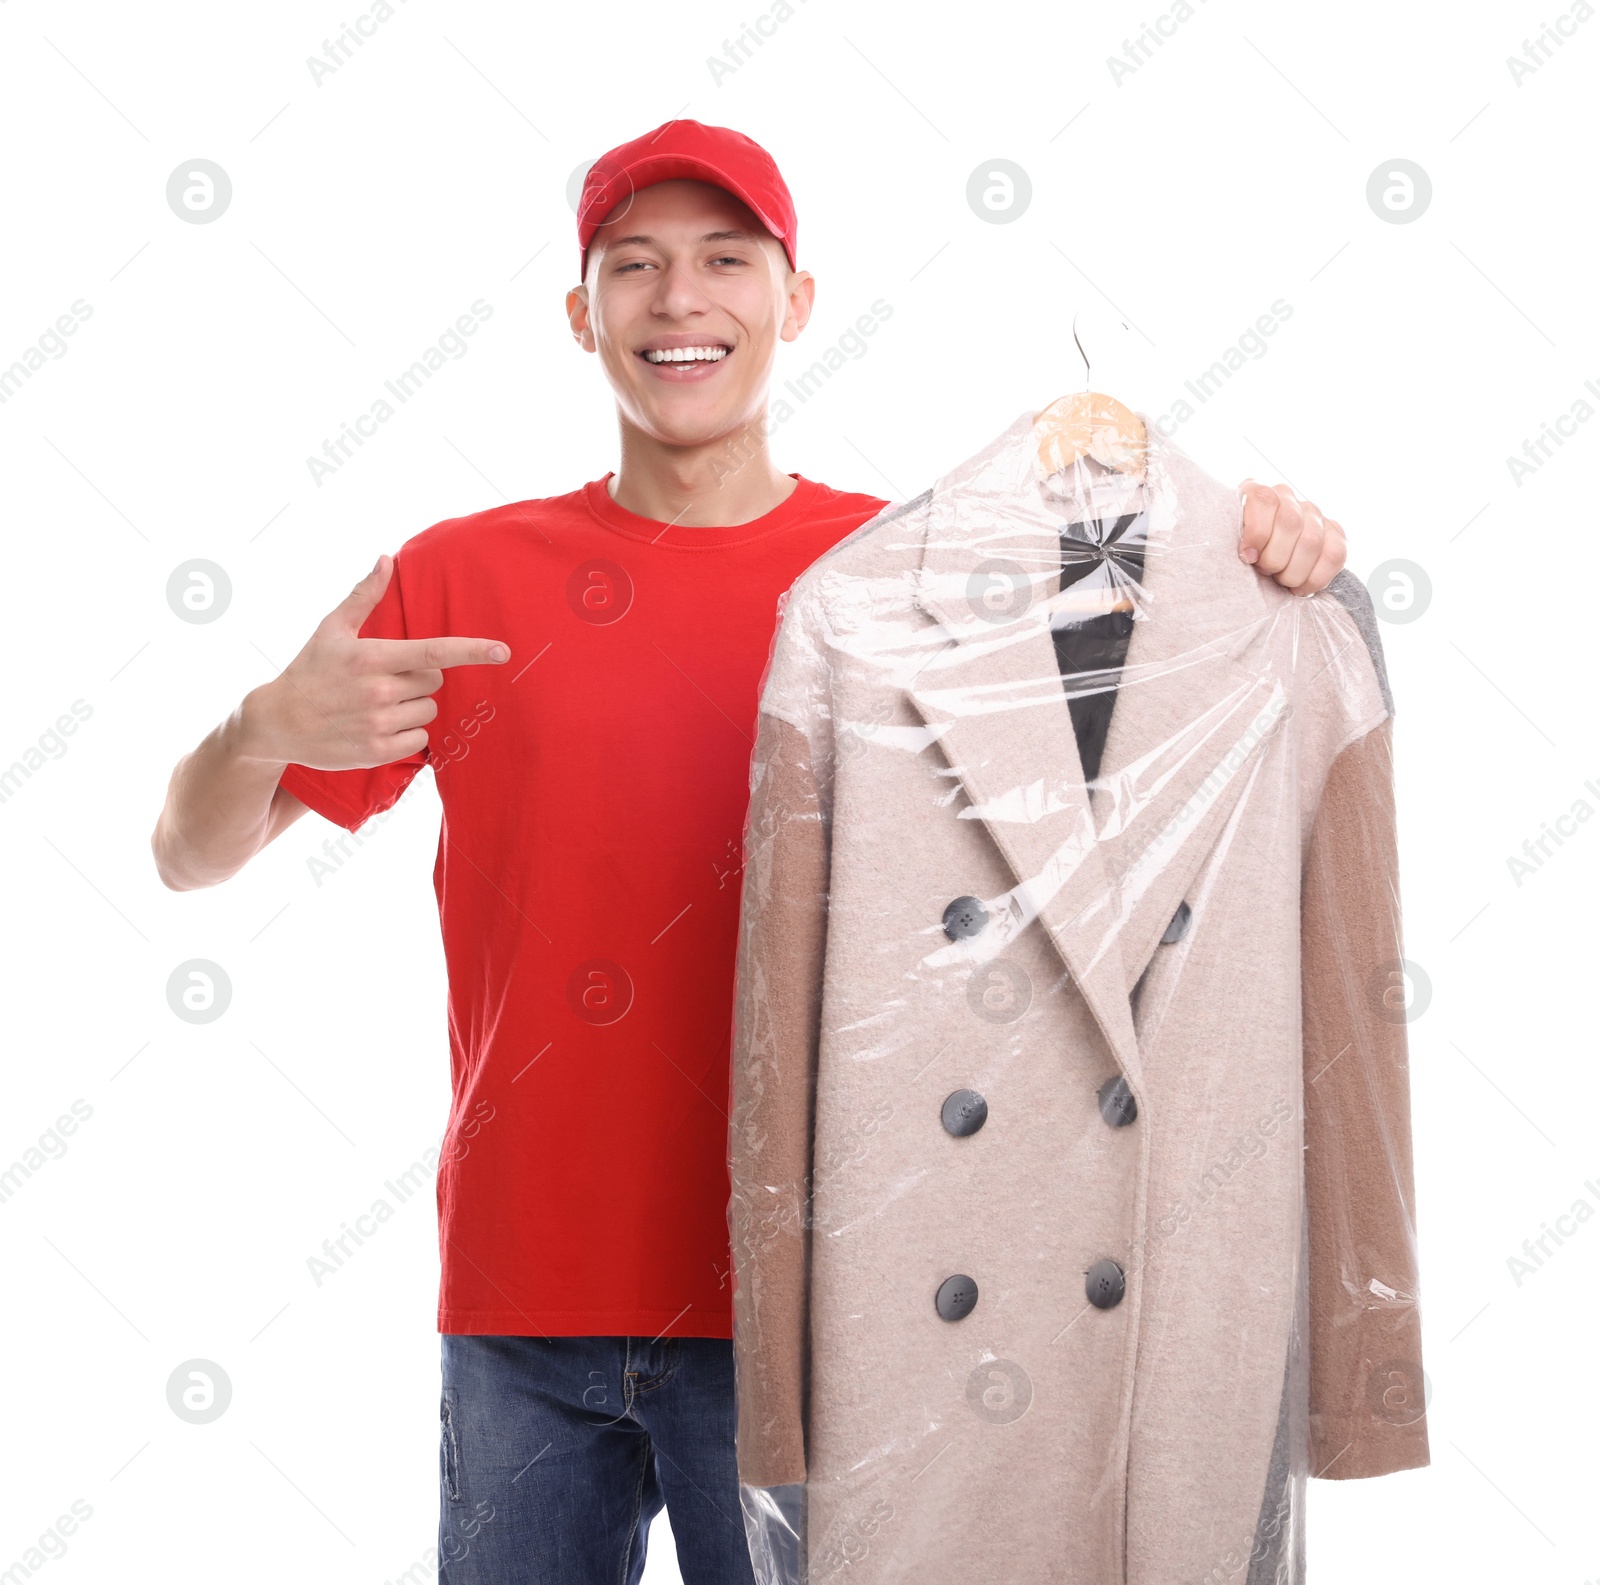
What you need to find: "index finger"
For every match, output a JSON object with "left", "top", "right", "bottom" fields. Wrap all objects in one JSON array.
[
  {"left": 361, "top": 635, "right": 511, "bottom": 671},
  {"left": 1237, "top": 479, "right": 1284, "bottom": 564}
]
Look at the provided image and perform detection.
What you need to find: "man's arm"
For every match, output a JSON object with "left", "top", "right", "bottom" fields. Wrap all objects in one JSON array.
[
  {"left": 1239, "top": 480, "right": 1347, "bottom": 594},
  {"left": 150, "top": 554, "right": 509, "bottom": 892},
  {"left": 150, "top": 701, "right": 312, "bottom": 891}
]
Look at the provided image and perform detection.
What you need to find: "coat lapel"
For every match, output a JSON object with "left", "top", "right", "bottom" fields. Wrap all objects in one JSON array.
[
  {"left": 1089, "top": 427, "right": 1291, "bottom": 1001},
  {"left": 906, "top": 412, "right": 1140, "bottom": 1079},
  {"left": 903, "top": 410, "right": 1290, "bottom": 1080}
]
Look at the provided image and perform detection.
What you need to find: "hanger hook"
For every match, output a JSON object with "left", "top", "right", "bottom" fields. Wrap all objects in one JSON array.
[{"left": 1072, "top": 310, "right": 1090, "bottom": 391}]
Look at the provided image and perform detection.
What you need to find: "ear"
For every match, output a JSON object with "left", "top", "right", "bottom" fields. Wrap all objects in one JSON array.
[
  {"left": 566, "top": 284, "right": 596, "bottom": 352},
  {"left": 780, "top": 270, "right": 816, "bottom": 344}
]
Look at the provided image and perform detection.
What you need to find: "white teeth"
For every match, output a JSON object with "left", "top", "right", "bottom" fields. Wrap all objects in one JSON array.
[{"left": 643, "top": 345, "right": 730, "bottom": 363}]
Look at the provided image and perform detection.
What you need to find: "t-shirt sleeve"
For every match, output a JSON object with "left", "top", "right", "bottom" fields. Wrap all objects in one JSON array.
[{"left": 276, "top": 551, "right": 430, "bottom": 833}]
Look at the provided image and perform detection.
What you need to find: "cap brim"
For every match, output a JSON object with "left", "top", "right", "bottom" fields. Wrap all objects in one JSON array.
[{"left": 581, "top": 153, "right": 793, "bottom": 268}]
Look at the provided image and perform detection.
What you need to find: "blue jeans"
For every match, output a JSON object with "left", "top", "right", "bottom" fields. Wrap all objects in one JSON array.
[{"left": 437, "top": 1334, "right": 758, "bottom": 1585}]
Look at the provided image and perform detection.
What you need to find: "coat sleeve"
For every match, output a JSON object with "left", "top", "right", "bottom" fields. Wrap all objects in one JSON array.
[
  {"left": 728, "top": 703, "right": 830, "bottom": 1488},
  {"left": 1301, "top": 712, "right": 1431, "bottom": 1479}
]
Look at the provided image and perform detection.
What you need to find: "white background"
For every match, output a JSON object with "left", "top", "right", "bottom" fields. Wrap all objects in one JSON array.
[{"left": 2, "top": 0, "right": 1596, "bottom": 1580}]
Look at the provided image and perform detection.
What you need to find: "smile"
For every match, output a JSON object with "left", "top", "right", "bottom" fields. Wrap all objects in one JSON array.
[{"left": 640, "top": 345, "right": 731, "bottom": 364}]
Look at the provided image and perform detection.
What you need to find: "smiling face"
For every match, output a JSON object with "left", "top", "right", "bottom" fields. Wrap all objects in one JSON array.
[{"left": 568, "top": 178, "right": 813, "bottom": 450}]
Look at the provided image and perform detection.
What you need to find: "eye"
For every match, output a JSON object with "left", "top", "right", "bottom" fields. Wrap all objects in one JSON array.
[{"left": 710, "top": 254, "right": 747, "bottom": 266}]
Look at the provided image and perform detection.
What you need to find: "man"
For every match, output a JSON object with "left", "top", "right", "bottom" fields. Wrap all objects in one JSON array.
[{"left": 151, "top": 120, "right": 1349, "bottom": 1585}]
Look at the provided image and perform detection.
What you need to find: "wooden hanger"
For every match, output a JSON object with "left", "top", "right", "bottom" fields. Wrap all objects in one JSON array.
[
  {"left": 1034, "top": 313, "right": 1147, "bottom": 480},
  {"left": 1036, "top": 316, "right": 1145, "bottom": 615}
]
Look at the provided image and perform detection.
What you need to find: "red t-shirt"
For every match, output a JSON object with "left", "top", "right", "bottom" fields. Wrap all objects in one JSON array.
[{"left": 278, "top": 472, "right": 887, "bottom": 1337}]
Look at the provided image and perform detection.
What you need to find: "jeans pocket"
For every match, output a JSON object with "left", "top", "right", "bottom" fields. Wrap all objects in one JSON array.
[{"left": 440, "top": 1388, "right": 462, "bottom": 1504}]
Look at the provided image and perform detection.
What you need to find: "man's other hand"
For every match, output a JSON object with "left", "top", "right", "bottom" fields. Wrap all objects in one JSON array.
[{"left": 1237, "top": 480, "right": 1347, "bottom": 595}]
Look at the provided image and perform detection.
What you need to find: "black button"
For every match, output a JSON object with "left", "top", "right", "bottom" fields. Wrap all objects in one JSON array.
[
  {"left": 1085, "top": 1259, "right": 1126, "bottom": 1310},
  {"left": 1096, "top": 1075, "right": 1137, "bottom": 1128},
  {"left": 935, "top": 1274, "right": 979, "bottom": 1321},
  {"left": 1161, "top": 900, "right": 1192, "bottom": 945},
  {"left": 942, "top": 896, "right": 988, "bottom": 940},
  {"left": 941, "top": 1089, "right": 988, "bottom": 1137}
]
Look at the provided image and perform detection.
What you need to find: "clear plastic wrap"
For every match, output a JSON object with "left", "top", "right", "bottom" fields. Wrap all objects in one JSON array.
[{"left": 726, "top": 406, "right": 1429, "bottom": 1585}]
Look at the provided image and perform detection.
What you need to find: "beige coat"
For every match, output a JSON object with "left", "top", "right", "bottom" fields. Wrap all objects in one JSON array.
[{"left": 727, "top": 411, "right": 1429, "bottom": 1585}]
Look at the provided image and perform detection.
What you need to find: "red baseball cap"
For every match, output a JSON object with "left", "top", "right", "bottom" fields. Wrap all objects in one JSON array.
[{"left": 576, "top": 119, "right": 798, "bottom": 277}]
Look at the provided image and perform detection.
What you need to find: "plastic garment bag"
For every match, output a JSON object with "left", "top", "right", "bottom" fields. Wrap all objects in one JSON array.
[{"left": 726, "top": 408, "right": 1429, "bottom": 1585}]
